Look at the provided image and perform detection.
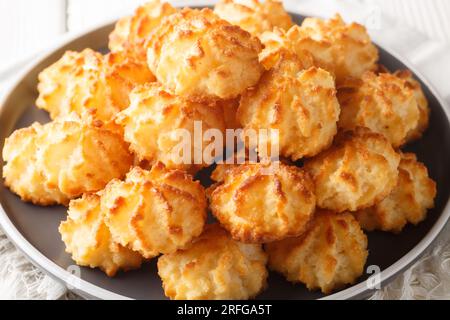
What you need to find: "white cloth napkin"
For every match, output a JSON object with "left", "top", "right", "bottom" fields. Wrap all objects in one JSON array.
[{"left": 0, "top": 0, "right": 449, "bottom": 300}]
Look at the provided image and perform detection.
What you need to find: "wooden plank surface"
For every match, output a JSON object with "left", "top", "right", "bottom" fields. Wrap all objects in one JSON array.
[
  {"left": 66, "top": 0, "right": 450, "bottom": 42},
  {"left": 0, "top": 0, "right": 66, "bottom": 72},
  {"left": 67, "top": 0, "right": 145, "bottom": 32},
  {"left": 359, "top": 0, "right": 450, "bottom": 42},
  {"left": 0, "top": 0, "right": 449, "bottom": 74}
]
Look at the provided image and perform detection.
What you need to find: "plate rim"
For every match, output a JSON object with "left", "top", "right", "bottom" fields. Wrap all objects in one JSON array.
[{"left": 1, "top": 8, "right": 450, "bottom": 301}]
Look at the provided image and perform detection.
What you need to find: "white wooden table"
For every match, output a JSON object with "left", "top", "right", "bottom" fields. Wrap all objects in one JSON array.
[
  {"left": 1, "top": 0, "right": 449, "bottom": 94},
  {"left": 0, "top": 0, "right": 449, "bottom": 75},
  {"left": 0, "top": 0, "right": 449, "bottom": 300}
]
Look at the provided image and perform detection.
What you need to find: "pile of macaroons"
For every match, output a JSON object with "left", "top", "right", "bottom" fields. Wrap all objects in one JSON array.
[{"left": 2, "top": 0, "right": 437, "bottom": 300}]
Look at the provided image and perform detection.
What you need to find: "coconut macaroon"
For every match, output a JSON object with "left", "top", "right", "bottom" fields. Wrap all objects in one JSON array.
[
  {"left": 354, "top": 153, "right": 436, "bottom": 233},
  {"left": 36, "top": 49, "right": 154, "bottom": 123},
  {"left": 158, "top": 224, "right": 268, "bottom": 300},
  {"left": 108, "top": 16, "right": 132, "bottom": 53},
  {"left": 394, "top": 70, "right": 430, "bottom": 143},
  {"left": 147, "top": 8, "right": 264, "bottom": 101},
  {"left": 103, "top": 52, "right": 156, "bottom": 117},
  {"left": 115, "top": 83, "right": 225, "bottom": 172},
  {"left": 2, "top": 118, "right": 133, "bottom": 206},
  {"left": 210, "top": 161, "right": 316, "bottom": 243},
  {"left": 305, "top": 127, "right": 400, "bottom": 213},
  {"left": 259, "top": 14, "right": 378, "bottom": 82},
  {"left": 214, "top": 0, "right": 293, "bottom": 37},
  {"left": 108, "top": 0, "right": 177, "bottom": 61},
  {"left": 238, "top": 51, "right": 340, "bottom": 161},
  {"left": 218, "top": 98, "right": 242, "bottom": 130},
  {"left": 266, "top": 210, "right": 368, "bottom": 294},
  {"left": 59, "top": 194, "right": 143, "bottom": 277},
  {"left": 101, "top": 164, "right": 207, "bottom": 259},
  {"left": 338, "top": 72, "right": 420, "bottom": 148}
]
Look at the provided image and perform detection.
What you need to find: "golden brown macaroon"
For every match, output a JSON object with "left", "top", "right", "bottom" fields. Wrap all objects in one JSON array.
[
  {"left": 218, "top": 98, "right": 242, "bottom": 129},
  {"left": 104, "top": 52, "right": 156, "bottom": 116},
  {"left": 158, "top": 224, "right": 268, "bottom": 300},
  {"left": 210, "top": 161, "right": 316, "bottom": 243},
  {"left": 305, "top": 127, "right": 400, "bottom": 213},
  {"left": 259, "top": 14, "right": 378, "bottom": 82},
  {"left": 266, "top": 210, "right": 368, "bottom": 294},
  {"left": 36, "top": 49, "right": 154, "bottom": 123},
  {"left": 108, "top": 16, "right": 132, "bottom": 53},
  {"left": 2, "top": 118, "right": 133, "bottom": 206},
  {"left": 3, "top": 123, "right": 68, "bottom": 205},
  {"left": 108, "top": 0, "right": 177, "bottom": 61},
  {"left": 209, "top": 152, "right": 297, "bottom": 186},
  {"left": 238, "top": 51, "right": 340, "bottom": 161},
  {"left": 354, "top": 153, "right": 436, "bottom": 233},
  {"left": 214, "top": 0, "right": 293, "bottom": 37},
  {"left": 258, "top": 28, "right": 313, "bottom": 70},
  {"left": 59, "top": 194, "right": 142, "bottom": 277},
  {"left": 210, "top": 162, "right": 240, "bottom": 185},
  {"left": 115, "top": 83, "right": 225, "bottom": 172},
  {"left": 101, "top": 164, "right": 207, "bottom": 259},
  {"left": 338, "top": 72, "right": 420, "bottom": 148},
  {"left": 394, "top": 70, "right": 430, "bottom": 143},
  {"left": 147, "top": 8, "right": 264, "bottom": 101}
]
